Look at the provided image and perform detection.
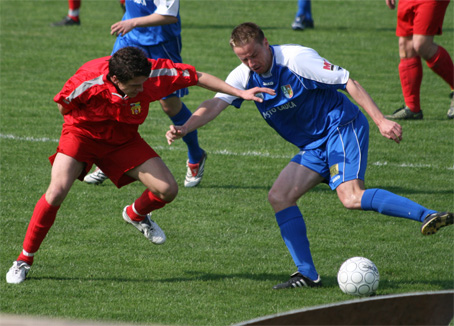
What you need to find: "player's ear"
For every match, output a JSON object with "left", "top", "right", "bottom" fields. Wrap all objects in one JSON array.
[
  {"left": 263, "top": 37, "right": 269, "bottom": 48},
  {"left": 110, "top": 75, "right": 120, "bottom": 85}
]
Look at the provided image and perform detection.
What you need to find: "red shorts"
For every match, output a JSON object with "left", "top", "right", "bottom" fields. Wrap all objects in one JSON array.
[
  {"left": 396, "top": 0, "right": 450, "bottom": 37},
  {"left": 49, "top": 130, "right": 160, "bottom": 188}
]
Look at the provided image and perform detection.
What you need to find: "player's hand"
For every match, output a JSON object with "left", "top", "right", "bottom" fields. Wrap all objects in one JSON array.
[
  {"left": 385, "top": 0, "right": 396, "bottom": 9},
  {"left": 379, "top": 118, "right": 402, "bottom": 144},
  {"left": 166, "top": 125, "right": 187, "bottom": 145},
  {"left": 240, "top": 87, "right": 275, "bottom": 102},
  {"left": 111, "top": 19, "right": 136, "bottom": 36}
]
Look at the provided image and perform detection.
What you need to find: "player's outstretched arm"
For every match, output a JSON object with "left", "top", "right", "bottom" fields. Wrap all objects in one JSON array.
[
  {"left": 111, "top": 14, "right": 178, "bottom": 36},
  {"left": 346, "top": 78, "right": 402, "bottom": 144},
  {"left": 196, "top": 72, "right": 275, "bottom": 102},
  {"left": 166, "top": 98, "right": 229, "bottom": 145}
]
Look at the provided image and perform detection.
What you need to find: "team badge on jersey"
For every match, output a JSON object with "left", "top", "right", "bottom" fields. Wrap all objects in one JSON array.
[
  {"left": 281, "top": 85, "right": 293, "bottom": 99},
  {"left": 130, "top": 102, "right": 142, "bottom": 115}
]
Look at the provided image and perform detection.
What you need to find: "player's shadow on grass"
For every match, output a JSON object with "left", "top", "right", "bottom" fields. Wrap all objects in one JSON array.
[{"left": 28, "top": 273, "right": 454, "bottom": 291}]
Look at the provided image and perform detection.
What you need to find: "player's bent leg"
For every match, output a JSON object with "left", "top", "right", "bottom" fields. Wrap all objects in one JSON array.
[
  {"left": 269, "top": 164, "right": 323, "bottom": 289},
  {"left": 6, "top": 153, "right": 83, "bottom": 284},
  {"left": 336, "top": 179, "right": 365, "bottom": 210},
  {"left": 412, "top": 35, "right": 438, "bottom": 61},
  {"left": 160, "top": 97, "right": 206, "bottom": 187},
  {"left": 268, "top": 162, "right": 323, "bottom": 213},
  {"left": 46, "top": 153, "right": 85, "bottom": 206},
  {"left": 122, "top": 158, "right": 178, "bottom": 244},
  {"left": 127, "top": 157, "right": 178, "bottom": 202}
]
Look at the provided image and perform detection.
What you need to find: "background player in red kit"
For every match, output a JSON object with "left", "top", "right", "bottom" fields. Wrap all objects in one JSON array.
[
  {"left": 385, "top": 0, "right": 454, "bottom": 120},
  {"left": 5, "top": 46, "right": 274, "bottom": 284}
]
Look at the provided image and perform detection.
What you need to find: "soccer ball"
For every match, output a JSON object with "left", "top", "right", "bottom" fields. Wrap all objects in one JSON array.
[{"left": 337, "top": 256, "right": 379, "bottom": 296}]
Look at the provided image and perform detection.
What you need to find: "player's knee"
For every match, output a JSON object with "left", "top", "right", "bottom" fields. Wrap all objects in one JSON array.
[
  {"left": 45, "top": 187, "right": 68, "bottom": 206},
  {"left": 268, "top": 188, "right": 295, "bottom": 209},
  {"left": 339, "top": 195, "right": 362, "bottom": 210},
  {"left": 268, "top": 188, "right": 281, "bottom": 206},
  {"left": 153, "top": 181, "right": 179, "bottom": 203}
]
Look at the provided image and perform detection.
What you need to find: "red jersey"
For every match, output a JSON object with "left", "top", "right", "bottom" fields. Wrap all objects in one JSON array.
[{"left": 54, "top": 56, "right": 198, "bottom": 144}]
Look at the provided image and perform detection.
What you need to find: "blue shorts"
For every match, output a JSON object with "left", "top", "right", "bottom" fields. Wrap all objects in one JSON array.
[
  {"left": 112, "top": 35, "right": 188, "bottom": 99},
  {"left": 291, "top": 112, "right": 369, "bottom": 190}
]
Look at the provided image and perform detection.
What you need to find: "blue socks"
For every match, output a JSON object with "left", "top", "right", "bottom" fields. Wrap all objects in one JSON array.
[
  {"left": 169, "top": 102, "right": 203, "bottom": 164},
  {"left": 361, "top": 189, "right": 435, "bottom": 222},
  {"left": 296, "top": 0, "right": 312, "bottom": 21},
  {"left": 275, "top": 206, "right": 318, "bottom": 281}
]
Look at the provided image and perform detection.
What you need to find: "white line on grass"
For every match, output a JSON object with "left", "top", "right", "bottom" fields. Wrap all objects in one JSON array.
[{"left": 1, "top": 133, "right": 453, "bottom": 170}]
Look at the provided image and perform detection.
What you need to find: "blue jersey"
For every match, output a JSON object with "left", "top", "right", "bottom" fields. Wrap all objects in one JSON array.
[
  {"left": 215, "top": 45, "right": 360, "bottom": 150},
  {"left": 120, "top": 0, "right": 181, "bottom": 46}
]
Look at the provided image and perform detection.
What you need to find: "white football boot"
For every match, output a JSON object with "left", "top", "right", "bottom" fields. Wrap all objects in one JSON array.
[
  {"left": 184, "top": 151, "right": 207, "bottom": 188},
  {"left": 6, "top": 261, "right": 30, "bottom": 284},
  {"left": 83, "top": 168, "right": 108, "bottom": 185},
  {"left": 122, "top": 206, "right": 166, "bottom": 244}
]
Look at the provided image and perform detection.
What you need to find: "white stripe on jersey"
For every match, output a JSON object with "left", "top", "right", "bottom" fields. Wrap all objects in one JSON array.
[
  {"left": 66, "top": 75, "right": 104, "bottom": 103},
  {"left": 149, "top": 67, "right": 179, "bottom": 78}
]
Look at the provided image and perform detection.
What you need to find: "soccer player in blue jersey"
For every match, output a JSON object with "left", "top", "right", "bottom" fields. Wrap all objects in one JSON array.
[
  {"left": 292, "top": 0, "right": 314, "bottom": 30},
  {"left": 166, "top": 22, "right": 453, "bottom": 289},
  {"left": 84, "top": 0, "right": 206, "bottom": 187}
]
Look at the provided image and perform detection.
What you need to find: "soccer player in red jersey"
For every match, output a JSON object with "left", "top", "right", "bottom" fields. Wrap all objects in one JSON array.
[
  {"left": 385, "top": 0, "right": 454, "bottom": 119},
  {"left": 5, "top": 46, "right": 274, "bottom": 284}
]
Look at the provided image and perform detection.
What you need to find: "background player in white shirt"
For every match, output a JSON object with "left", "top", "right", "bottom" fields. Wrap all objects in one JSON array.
[{"left": 166, "top": 22, "right": 453, "bottom": 289}]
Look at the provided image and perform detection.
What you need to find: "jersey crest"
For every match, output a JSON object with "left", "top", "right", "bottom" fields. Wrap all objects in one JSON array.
[
  {"left": 130, "top": 102, "right": 142, "bottom": 115},
  {"left": 281, "top": 85, "right": 293, "bottom": 99}
]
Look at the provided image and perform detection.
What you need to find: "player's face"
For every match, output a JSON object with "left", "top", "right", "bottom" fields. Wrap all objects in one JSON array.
[
  {"left": 233, "top": 38, "right": 272, "bottom": 74},
  {"left": 113, "top": 75, "right": 148, "bottom": 98}
]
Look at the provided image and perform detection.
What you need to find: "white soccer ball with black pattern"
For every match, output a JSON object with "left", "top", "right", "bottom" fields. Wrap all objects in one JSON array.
[{"left": 337, "top": 257, "right": 379, "bottom": 296}]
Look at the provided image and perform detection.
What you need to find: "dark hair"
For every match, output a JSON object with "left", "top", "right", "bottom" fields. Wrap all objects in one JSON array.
[
  {"left": 229, "top": 22, "right": 265, "bottom": 48},
  {"left": 108, "top": 46, "right": 151, "bottom": 83}
]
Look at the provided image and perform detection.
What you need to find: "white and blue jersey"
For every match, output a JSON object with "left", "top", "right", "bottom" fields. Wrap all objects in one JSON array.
[
  {"left": 120, "top": 0, "right": 181, "bottom": 46},
  {"left": 112, "top": 0, "right": 187, "bottom": 98},
  {"left": 216, "top": 45, "right": 360, "bottom": 150},
  {"left": 216, "top": 45, "right": 368, "bottom": 189}
]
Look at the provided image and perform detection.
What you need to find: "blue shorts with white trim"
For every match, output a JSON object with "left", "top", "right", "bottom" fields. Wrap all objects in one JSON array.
[{"left": 291, "top": 112, "right": 369, "bottom": 190}]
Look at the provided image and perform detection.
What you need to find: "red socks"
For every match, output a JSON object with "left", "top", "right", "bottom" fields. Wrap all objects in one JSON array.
[
  {"left": 68, "top": 0, "right": 81, "bottom": 22},
  {"left": 426, "top": 46, "right": 454, "bottom": 90},
  {"left": 126, "top": 190, "right": 168, "bottom": 222},
  {"left": 399, "top": 56, "right": 423, "bottom": 113},
  {"left": 17, "top": 194, "right": 60, "bottom": 265},
  {"left": 400, "top": 46, "right": 454, "bottom": 113},
  {"left": 68, "top": 0, "right": 81, "bottom": 10}
]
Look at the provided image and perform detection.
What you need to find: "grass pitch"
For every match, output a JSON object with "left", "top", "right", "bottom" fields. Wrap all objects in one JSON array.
[{"left": 1, "top": 1, "right": 453, "bottom": 325}]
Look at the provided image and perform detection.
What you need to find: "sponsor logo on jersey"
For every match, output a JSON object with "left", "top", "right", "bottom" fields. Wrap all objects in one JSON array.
[
  {"left": 263, "top": 81, "right": 274, "bottom": 86},
  {"left": 133, "top": 0, "right": 146, "bottom": 5},
  {"left": 281, "top": 85, "right": 293, "bottom": 99},
  {"left": 130, "top": 102, "right": 142, "bottom": 115},
  {"left": 330, "top": 163, "right": 339, "bottom": 177},
  {"left": 323, "top": 60, "right": 343, "bottom": 71},
  {"left": 261, "top": 101, "right": 296, "bottom": 119}
]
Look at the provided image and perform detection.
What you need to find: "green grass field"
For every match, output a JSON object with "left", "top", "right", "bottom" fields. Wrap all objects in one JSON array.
[{"left": 1, "top": 1, "right": 453, "bottom": 325}]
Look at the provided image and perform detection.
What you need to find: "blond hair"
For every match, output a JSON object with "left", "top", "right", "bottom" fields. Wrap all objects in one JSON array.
[{"left": 229, "top": 22, "right": 265, "bottom": 48}]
